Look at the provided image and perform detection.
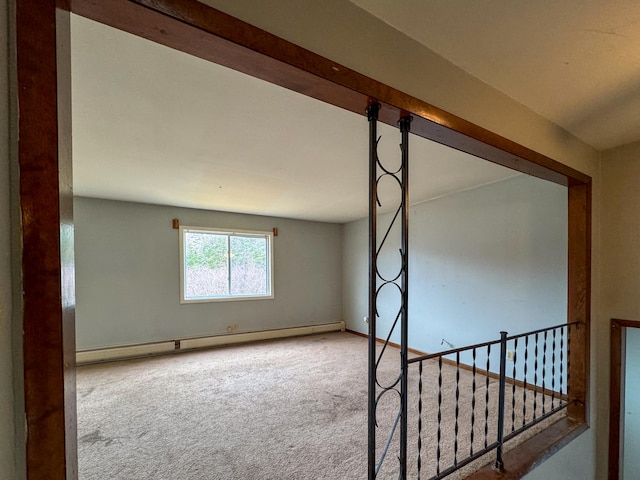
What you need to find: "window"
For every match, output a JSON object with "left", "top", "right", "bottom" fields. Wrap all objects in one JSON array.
[{"left": 180, "top": 226, "right": 274, "bottom": 302}]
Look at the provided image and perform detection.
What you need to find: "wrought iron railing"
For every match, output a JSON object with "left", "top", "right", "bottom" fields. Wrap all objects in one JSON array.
[
  {"left": 365, "top": 103, "right": 581, "bottom": 479},
  {"left": 407, "top": 322, "right": 577, "bottom": 479}
]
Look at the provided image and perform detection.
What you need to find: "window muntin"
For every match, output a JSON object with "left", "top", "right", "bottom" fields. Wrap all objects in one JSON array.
[{"left": 180, "top": 226, "right": 273, "bottom": 303}]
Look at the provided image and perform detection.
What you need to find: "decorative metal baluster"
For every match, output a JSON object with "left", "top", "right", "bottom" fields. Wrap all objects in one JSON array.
[
  {"left": 542, "top": 331, "right": 548, "bottom": 414},
  {"left": 417, "top": 361, "right": 423, "bottom": 480},
  {"left": 533, "top": 333, "right": 539, "bottom": 420},
  {"left": 437, "top": 357, "right": 443, "bottom": 476},
  {"left": 405, "top": 325, "right": 574, "bottom": 480},
  {"left": 511, "top": 338, "right": 518, "bottom": 432},
  {"left": 567, "top": 324, "right": 571, "bottom": 407},
  {"left": 470, "top": 348, "right": 477, "bottom": 457},
  {"left": 495, "top": 332, "right": 508, "bottom": 471},
  {"left": 454, "top": 352, "right": 460, "bottom": 466},
  {"left": 523, "top": 336, "right": 528, "bottom": 426},
  {"left": 484, "top": 345, "right": 491, "bottom": 449},
  {"left": 551, "top": 328, "right": 557, "bottom": 410},
  {"left": 560, "top": 327, "right": 565, "bottom": 403}
]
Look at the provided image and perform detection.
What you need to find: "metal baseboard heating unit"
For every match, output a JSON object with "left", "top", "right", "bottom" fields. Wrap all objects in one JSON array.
[
  {"left": 76, "top": 341, "right": 176, "bottom": 365},
  {"left": 180, "top": 321, "right": 345, "bottom": 351},
  {"left": 76, "top": 321, "right": 345, "bottom": 365}
]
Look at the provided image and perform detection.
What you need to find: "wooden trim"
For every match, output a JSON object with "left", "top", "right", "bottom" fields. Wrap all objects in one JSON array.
[
  {"left": 609, "top": 318, "right": 640, "bottom": 329},
  {"left": 608, "top": 319, "right": 640, "bottom": 479},
  {"left": 567, "top": 183, "right": 591, "bottom": 423},
  {"left": 609, "top": 319, "right": 624, "bottom": 480},
  {"left": 16, "top": 1, "right": 76, "bottom": 478},
  {"left": 468, "top": 418, "right": 588, "bottom": 479},
  {"left": 346, "top": 328, "right": 428, "bottom": 358}
]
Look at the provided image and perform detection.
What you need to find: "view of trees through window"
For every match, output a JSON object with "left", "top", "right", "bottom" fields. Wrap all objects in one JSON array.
[{"left": 183, "top": 230, "right": 270, "bottom": 300}]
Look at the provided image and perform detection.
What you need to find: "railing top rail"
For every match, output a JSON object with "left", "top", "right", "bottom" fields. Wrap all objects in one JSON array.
[
  {"left": 506, "top": 321, "right": 580, "bottom": 341},
  {"left": 407, "top": 321, "right": 580, "bottom": 365},
  {"left": 408, "top": 338, "right": 501, "bottom": 364}
]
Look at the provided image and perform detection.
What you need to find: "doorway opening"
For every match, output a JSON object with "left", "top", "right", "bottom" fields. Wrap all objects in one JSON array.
[
  {"left": 609, "top": 318, "right": 640, "bottom": 479},
  {"left": 15, "top": 1, "right": 591, "bottom": 478}
]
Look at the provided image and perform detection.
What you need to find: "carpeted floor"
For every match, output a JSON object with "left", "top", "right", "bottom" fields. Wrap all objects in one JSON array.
[{"left": 77, "top": 332, "right": 562, "bottom": 479}]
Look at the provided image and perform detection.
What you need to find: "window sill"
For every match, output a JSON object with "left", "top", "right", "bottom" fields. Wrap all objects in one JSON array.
[
  {"left": 465, "top": 417, "right": 588, "bottom": 479},
  {"left": 180, "top": 294, "right": 274, "bottom": 304}
]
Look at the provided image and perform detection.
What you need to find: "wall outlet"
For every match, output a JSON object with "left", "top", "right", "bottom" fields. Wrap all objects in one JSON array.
[
  {"left": 364, "top": 316, "right": 369, "bottom": 324},
  {"left": 506, "top": 350, "right": 515, "bottom": 361}
]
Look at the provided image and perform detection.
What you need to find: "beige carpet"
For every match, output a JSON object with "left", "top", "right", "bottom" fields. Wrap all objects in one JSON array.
[{"left": 77, "top": 332, "right": 562, "bottom": 479}]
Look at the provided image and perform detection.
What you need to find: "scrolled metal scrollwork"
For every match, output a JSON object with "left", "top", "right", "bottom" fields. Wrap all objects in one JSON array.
[{"left": 367, "top": 102, "right": 412, "bottom": 480}]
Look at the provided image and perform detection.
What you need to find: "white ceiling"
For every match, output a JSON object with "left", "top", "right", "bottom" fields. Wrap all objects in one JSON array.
[
  {"left": 351, "top": 0, "right": 640, "bottom": 151},
  {"left": 71, "top": 14, "right": 519, "bottom": 224}
]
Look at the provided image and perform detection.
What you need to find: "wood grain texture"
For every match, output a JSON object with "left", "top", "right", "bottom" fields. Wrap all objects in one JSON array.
[
  {"left": 468, "top": 418, "right": 588, "bottom": 480},
  {"left": 567, "top": 183, "right": 591, "bottom": 423},
  {"left": 16, "top": 0, "right": 76, "bottom": 478},
  {"left": 609, "top": 319, "right": 624, "bottom": 480},
  {"left": 608, "top": 319, "right": 640, "bottom": 479}
]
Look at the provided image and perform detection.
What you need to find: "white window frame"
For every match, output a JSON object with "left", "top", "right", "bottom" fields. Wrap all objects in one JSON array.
[{"left": 179, "top": 225, "right": 274, "bottom": 303}]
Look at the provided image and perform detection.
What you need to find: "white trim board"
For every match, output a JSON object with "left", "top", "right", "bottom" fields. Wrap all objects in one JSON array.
[
  {"left": 76, "top": 341, "right": 176, "bottom": 365},
  {"left": 76, "top": 321, "right": 346, "bottom": 365}
]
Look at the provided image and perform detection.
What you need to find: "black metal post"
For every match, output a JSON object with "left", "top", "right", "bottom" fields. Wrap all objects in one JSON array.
[
  {"left": 367, "top": 102, "right": 379, "bottom": 480},
  {"left": 494, "top": 331, "right": 508, "bottom": 471},
  {"left": 399, "top": 115, "right": 411, "bottom": 479}
]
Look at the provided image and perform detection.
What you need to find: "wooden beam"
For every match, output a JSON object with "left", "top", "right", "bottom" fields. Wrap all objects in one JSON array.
[
  {"left": 16, "top": 0, "right": 76, "bottom": 478},
  {"left": 567, "top": 182, "right": 591, "bottom": 422}
]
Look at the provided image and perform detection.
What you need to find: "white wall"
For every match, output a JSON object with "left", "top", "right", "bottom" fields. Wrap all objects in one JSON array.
[
  {"left": 343, "top": 175, "right": 568, "bottom": 353},
  {"left": 624, "top": 328, "right": 640, "bottom": 479},
  {"left": 195, "top": 3, "right": 601, "bottom": 478},
  {"left": 0, "top": 0, "right": 16, "bottom": 477},
  {"left": 74, "top": 197, "right": 343, "bottom": 350}
]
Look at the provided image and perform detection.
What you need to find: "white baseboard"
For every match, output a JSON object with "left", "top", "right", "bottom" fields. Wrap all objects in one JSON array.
[
  {"left": 76, "top": 321, "right": 345, "bottom": 365},
  {"left": 180, "top": 321, "right": 345, "bottom": 351},
  {"left": 76, "top": 341, "right": 176, "bottom": 365}
]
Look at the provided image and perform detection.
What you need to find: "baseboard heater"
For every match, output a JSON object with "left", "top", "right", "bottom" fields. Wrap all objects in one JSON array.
[{"left": 76, "top": 321, "right": 346, "bottom": 365}]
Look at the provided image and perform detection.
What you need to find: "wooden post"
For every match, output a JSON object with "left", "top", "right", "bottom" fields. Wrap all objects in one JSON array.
[
  {"left": 16, "top": 1, "right": 77, "bottom": 478},
  {"left": 608, "top": 319, "right": 624, "bottom": 479},
  {"left": 567, "top": 181, "right": 591, "bottom": 423}
]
